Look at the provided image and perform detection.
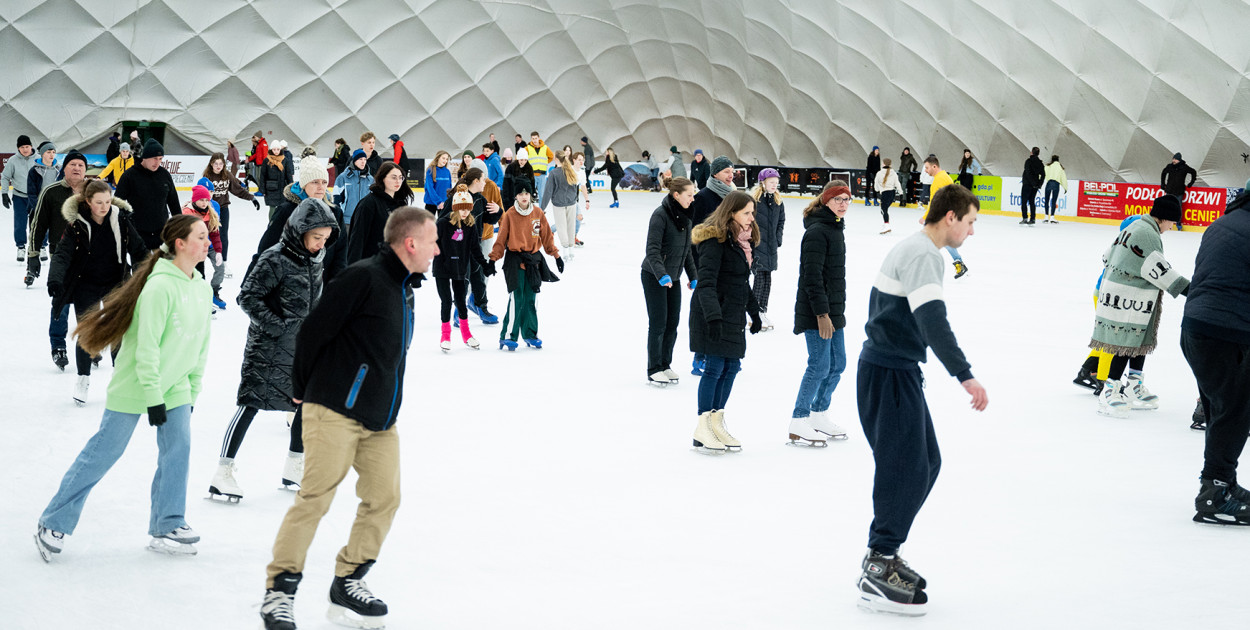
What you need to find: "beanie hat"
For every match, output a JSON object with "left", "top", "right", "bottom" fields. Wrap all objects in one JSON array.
[
  {"left": 710, "top": 155, "right": 733, "bottom": 174},
  {"left": 62, "top": 151, "right": 86, "bottom": 169},
  {"left": 758, "top": 168, "right": 780, "bottom": 182},
  {"left": 451, "top": 186, "right": 474, "bottom": 212},
  {"left": 470, "top": 158, "right": 487, "bottom": 173},
  {"left": 1172, "top": 152, "right": 1182, "bottom": 160},
  {"left": 16, "top": 135, "right": 31, "bottom": 149},
  {"left": 694, "top": 149, "right": 703, "bottom": 156},
  {"left": 191, "top": 185, "right": 212, "bottom": 203},
  {"left": 462, "top": 150, "right": 475, "bottom": 159},
  {"left": 37, "top": 141, "right": 56, "bottom": 154},
  {"left": 351, "top": 149, "right": 366, "bottom": 162},
  {"left": 298, "top": 155, "right": 328, "bottom": 188},
  {"left": 872, "top": 145, "right": 879, "bottom": 151},
  {"left": 196, "top": 177, "right": 214, "bottom": 190},
  {"left": 581, "top": 136, "right": 588, "bottom": 143},
  {"left": 119, "top": 142, "right": 131, "bottom": 152},
  {"left": 670, "top": 146, "right": 678, "bottom": 153},
  {"left": 140, "top": 138, "right": 164, "bottom": 159},
  {"left": 502, "top": 147, "right": 514, "bottom": 160},
  {"left": 388, "top": 134, "right": 400, "bottom": 142},
  {"left": 1149, "top": 194, "right": 1183, "bottom": 223},
  {"left": 514, "top": 179, "right": 534, "bottom": 197}
]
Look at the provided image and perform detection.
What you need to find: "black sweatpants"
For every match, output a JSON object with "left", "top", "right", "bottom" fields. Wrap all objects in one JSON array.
[
  {"left": 857, "top": 359, "right": 941, "bottom": 556},
  {"left": 585, "top": 166, "right": 594, "bottom": 193},
  {"left": 436, "top": 276, "right": 468, "bottom": 323},
  {"left": 220, "top": 405, "right": 304, "bottom": 458},
  {"left": 641, "top": 269, "right": 682, "bottom": 375},
  {"left": 1021, "top": 185, "right": 1039, "bottom": 221},
  {"left": 880, "top": 190, "right": 895, "bottom": 224},
  {"left": 1181, "top": 330, "right": 1250, "bottom": 484}
]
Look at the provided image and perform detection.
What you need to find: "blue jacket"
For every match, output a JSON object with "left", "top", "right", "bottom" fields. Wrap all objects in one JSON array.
[
  {"left": 484, "top": 153, "right": 504, "bottom": 189},
  {"left": 334, "top": 165, "right": 373, "bottom": 223},
  {"left": 424, "top": 166, "right": 452, "bottom": 207}
]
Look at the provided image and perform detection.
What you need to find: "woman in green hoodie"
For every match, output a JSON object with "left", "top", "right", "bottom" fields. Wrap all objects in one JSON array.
[{"left": 35, "top": 214, "right": 214, "bottom": 562}]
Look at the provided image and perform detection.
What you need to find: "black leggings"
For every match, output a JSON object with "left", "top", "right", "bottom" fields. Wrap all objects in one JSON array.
[
  {"left": 610, "top": 175, "right": 621, "bottom": 201},
  {"left": 220, "top": 405, "right": 303, "bottom": 458},
  {"left": 1107, "top": 355, "right": 1146, "bottom": 381},
  {"left": 880, "top": 190, "right": 895, "bottom": 223},
  {"left": 436, "top": 276, "right": 468, "bottom": 322}
]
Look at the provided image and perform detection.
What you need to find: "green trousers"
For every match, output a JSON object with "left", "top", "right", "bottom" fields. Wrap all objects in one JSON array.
[{"left": 501, "top": 268, "right": 538, "bottom": 341}]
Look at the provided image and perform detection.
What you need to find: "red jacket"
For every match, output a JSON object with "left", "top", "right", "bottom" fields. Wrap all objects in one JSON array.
[
  {"left": 251, "top": 139, "right": 268, "bottom": 166},
  {"left": 392, "top": 140, "right": 404, "bottom": 165}
]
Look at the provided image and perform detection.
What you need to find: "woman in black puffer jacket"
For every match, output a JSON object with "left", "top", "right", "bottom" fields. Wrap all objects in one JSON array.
[
  {"left": 788, "top": 181, "right": 851, "bottom": 444},
  {"left": 688, "top": 190, "right": 761, "bottom": 453},
  {"left": 641, "top": 177, "right": 698, "bottom": 386}
]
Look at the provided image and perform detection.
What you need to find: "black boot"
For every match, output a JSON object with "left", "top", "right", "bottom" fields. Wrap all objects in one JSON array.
[
  {"left": 261, "top": 571, "right": 301, "bottom": 630},
  {"left": 329, "top": 560, "right": 388, "bottom": 623}
]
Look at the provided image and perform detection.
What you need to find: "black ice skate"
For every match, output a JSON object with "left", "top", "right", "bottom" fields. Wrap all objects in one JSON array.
[
  {"left": 52, "top": 347, "right": 68, "bottom": 371},
  {"left": 1072, "top": 367, "right": 1103, "bottom": 394},
  {"left": 1193, "top": 478, "right": 1250, "bottom": 526},
  {"left": 261, "top": 571, "right": 301, "bottom": 630},
  {"left": 857, "top": 549, "right": 928, "bottom": 617},
  {"left": 328, "top": 560, "right": 388, "bottom": 629},
  {"left": 952, "top": 260, "right": 968, "bottom": 279},
  {"left": 1191, "top": 399, "right": 1206, "bottom": 431}
]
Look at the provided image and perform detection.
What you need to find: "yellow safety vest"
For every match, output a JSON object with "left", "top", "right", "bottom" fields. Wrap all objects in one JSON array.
[{"left": 526, "top": 143, "right": 550, "bottom": 174}]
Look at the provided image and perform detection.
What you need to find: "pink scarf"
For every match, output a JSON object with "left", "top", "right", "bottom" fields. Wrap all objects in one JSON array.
[{"left": 736, "top": 227, "right": 753, "bottom": 267}]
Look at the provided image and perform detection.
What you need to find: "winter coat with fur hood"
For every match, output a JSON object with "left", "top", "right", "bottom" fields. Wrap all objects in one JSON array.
[
  {"left": 48, "top": 195, "right": 148, "bottom": 312},
  {"left": 689, "top": 222, "right": 760, "bottom": 359}
]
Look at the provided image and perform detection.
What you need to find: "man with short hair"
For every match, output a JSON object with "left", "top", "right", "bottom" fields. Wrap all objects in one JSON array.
[
  {"left": 1, "top": 134, "right": 38, "bottom": 261},
  {"left": 26, "top": 141, "right": 60, "bottom": 210},
  {"left": 482, "top": 143, "right": 503, "bottom": 189},
  {"left": 1020, "top": 146, "right": 1045, "bottom": 225},
  {"left": 114, "top": 139, "right": 179, "bottom": 249},
  {"left": 361, "top": 132, "right": 382, "bottom": 177},
  {"left": 920, "top": 156, "right": 967, "bottom": 278},
  {"left": 260, "top": 206, "right": 437, "bottom": 630},
  {"left": 581, "top": 136, "right": 595, "bottom": 194},
  {"left": 27, "top": 150, "right": 89, "bottom": 370},
  {"left": 855, "top": 184, "right": 988, "bottom": 617},
  {"left": 525, "top": 131, "right": 554, "bottom": 205}
]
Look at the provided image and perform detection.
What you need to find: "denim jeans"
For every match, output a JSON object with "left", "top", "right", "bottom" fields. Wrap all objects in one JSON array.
[
  {"left": 50, "top": 303, "right": 70, "bottom": 350},
  {"left": 944, "top": 246, "right": 962, "bottom": 263},
  {"left": 40, "top": 405, "right": 193, "bottom": 536},
  {"left": 1044, "top": 180, "right": 1060, "bottom": 216},
  {"left": 697, "top": 355, "right": 741, "bottom": 414},
  {"left": 534, "top": 172, "right": 548, "bottom": 205},
  {"left": 13, "top": 194, "right": 29, "bottom": 248},
  {"left": 793, "top": 328, "right": 846, "bottom": 417}
]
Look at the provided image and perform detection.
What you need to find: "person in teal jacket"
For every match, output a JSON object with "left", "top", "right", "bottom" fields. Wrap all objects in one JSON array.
[{"left": 35, "top": 214, "right": 214, "bottom": 561}]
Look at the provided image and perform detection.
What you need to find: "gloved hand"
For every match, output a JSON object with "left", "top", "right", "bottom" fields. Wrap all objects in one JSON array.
[
  {"left": 47, "top": 281, "right": 62, "bottom": 300},
  {"left": 147, "top": 404, "right": 167, "bottom": 427},
  {"left": 658, "top": 274, "right": 672, "bottom": 287},
  {"left": 555, "top": 256, "right": 564, "bottom": 273},
  {"left": 706, "top": 319, "right": 722, "bottom": 342},
  {"left": 484, "top": 260, "right": 497, "bottom": 277},
  {"left": 690, "top": 279, "right": 697, "bottom": 290},
  {"left": 2, "top": 193, "right": 9, "bottom": 209},
  {"left": 214, "top": 252, "right": 223, "bottom": 266},
  {"left": 749, "top": 312, "right": 762, "bottom": 335},
  {"left": 252, "top": 198, "right": 260, "bottom": 211}
]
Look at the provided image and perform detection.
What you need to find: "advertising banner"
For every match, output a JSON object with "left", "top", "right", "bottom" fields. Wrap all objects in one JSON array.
[
  {"left": 1076, "top": 181, "right": 1226, "bottom": 228},
  {"left": 1000, "top": 176, "right": 1080, "bottom": 217},
  {"left": 969, "top": 175, "right": 1003, "bottom": 211}
]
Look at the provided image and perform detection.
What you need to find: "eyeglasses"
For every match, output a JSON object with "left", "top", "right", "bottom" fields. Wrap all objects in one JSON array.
[{"left": 831, "top": 196, "right": 852, "bottom": 203}]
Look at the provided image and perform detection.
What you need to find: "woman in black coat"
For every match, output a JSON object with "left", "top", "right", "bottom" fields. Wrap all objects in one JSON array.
[
  {"left": 788, "top": 181, "right": 851, "bottom": 445},
  {"left": 48, "top": 180, "right": 148, "bottom": 402},
  {"left": 258, "top": 148, "right": 288, "bottom": 213},
  {"left": 865, "top": 146, "right": 881, "bottom": 206},
  {"left": 210, "top": 197, "right": 339, "bottom": 500},
  {"left": 641, "top": 177, "right": 698, "bottom": 386},
  {"left": 688, "top": 191, "right": 761, "bottom": 453},
  {"left": 346, "top": 162, "right": 412, "bottom": 264},
  {"left": 593, "top": 148, "right": 625, "bottom": 207}
]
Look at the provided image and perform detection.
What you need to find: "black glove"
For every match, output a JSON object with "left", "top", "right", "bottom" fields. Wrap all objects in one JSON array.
[
  {"left": 1181, "top": 284, "right": 1189, "bottom": 297},
  {"left": 749, "top": 312, "right": 762, "bottom": 335},
  {"left": 706, "top": 319, "right": 722, "bottom": 342},
  {"left": 484, "top": 260, "right": 497, "bottom": 277},
  {"left": 2, "top": 193, "right": 9, "bottom": 209},
  {"left": 147, "top": 404, "right": 167, "bottom": 427},
  {"left": 555, "top": 257, "right": 564, "bottom": 273},
  {"left": 252, "top": 198, "right": 260, "bottom": 210},
  {"left": 47, "top": 282, "right": 62, "bottom": 300}
]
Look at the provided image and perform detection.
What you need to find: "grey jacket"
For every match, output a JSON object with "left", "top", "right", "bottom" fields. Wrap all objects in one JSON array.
[
  {"left": 583, "top": 142, "right": 595, "bottom": 169},
  {"left": 1, "top": 151, "right": 39, "bottom": 196},
  {"left": 641, "top": 196, "right": 697, "bottom": 283},
  {"left": 27, "top": 159, "right": 60, "bottom": 201},
  {"left": 540, "top": 166, "right": 581, "bottom": 209},
  {"left": 669, "top": 152, "right": 686, "bottom": 178}
]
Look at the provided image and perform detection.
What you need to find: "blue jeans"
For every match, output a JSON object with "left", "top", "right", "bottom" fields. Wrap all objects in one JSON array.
[
  {"left": 793, "top": 328, "right": 846, "bottom": 417},
  {"left": 1044, "top": 180, "right": 1060, "bottom": 216},
  {"left": 944, "top": 246, "right": 962, "bottom": 262},
  {"left": 13, "top": 194, "right": 29, "bottom": 248},
  {"left": 697, "top": 355, "right": 741, "bottom": 414},
  {"left": 40, "top": 405, "right": 192, "bottom": 536},
  {"left": 534, "top": 172, "right": 548, "bottom": 205},
  {"left": 50, "top": 303, "right": 69, "bottom": 350}
]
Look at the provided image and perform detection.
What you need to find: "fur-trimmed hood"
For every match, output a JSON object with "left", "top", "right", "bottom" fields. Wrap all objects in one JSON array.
[
  {"left": 62, "top": 192, "right": 134, "bottom": 224},
  {"left": 691, "top": 222, "right": 724, "bottom": 245}
]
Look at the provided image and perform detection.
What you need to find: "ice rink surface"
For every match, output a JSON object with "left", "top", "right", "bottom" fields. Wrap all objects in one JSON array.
[{"left": 3, "top": 190, "right": 1247, "bottom": 629}]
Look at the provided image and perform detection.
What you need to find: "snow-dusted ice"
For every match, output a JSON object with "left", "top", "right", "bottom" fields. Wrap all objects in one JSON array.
[{"left": 2, "top": 190, "right": 1244, "bottom": 629}]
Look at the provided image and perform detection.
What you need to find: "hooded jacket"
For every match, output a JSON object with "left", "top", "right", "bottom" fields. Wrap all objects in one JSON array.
[
  {"left": 669, "top": 151, "right": 686, "bottom": 179},
  {"left": 334, "top": 164, "right": 374, "bottom": 223},
  {"left": 258, "top": 155, "right": 288, "bottom": 210},
  {"left": 898, "top": 150, "right": 918, "bottom": 174},
  {"left": 423, "top": 165, "right": 452, "bottom": 207},
  {"left": 26, "top": 158, "right": 59, "bottom": 201},
  {"left": 1090, "top": 214, "right": 1189, "bottom": 355},
  {"left": 688, "top": 223, "right": 760, "bottom": 359},
  {"left": 752, "top": 191, "right": 786, "bottom": 272},
  {"left": 48, "top": 195, "right": 148, "bottom": 312},
  {"left": 484, "top": 152, "right": 504, "bottom": 188},
  {"left": 97, "top": 154, "right": 134, "bottom": 185},
  {"left": 641, "top": 195, "right": 697, "bottom": 283},
  {"left": 249, "top": 183, "right": 348, "bottom": 285},
  {"left": 793, "top": 206, "right": 846, "bottom": 333},
  {"left": 237, "top": 198, "right": 339, "bottom": 411},
  {"left": 2, "top": 151, "right": 39, "bottom": 197},
  {"left": 1182, "top": 191, "right": 1250, "bottom": 344}
]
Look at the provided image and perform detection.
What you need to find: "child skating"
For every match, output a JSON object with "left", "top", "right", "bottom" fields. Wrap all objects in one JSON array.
[{"left": 488, "top": 182, "right": 562, "bottom": 351}]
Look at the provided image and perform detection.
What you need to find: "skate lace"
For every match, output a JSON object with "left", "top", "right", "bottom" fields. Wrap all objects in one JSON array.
[
  {"left": 344, "top": 579, "right": 380, "bottom": 604},
  {"left": 261, "top": 590, "right": 295, "bottom": 622},
  {"left": 885, "top": 569, "right": 916, "bottom": 591}
]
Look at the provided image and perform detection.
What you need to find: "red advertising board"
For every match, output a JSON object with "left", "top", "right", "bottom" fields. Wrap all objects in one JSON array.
[{"left": 1078, "top": 180, "right": 1225, "bottom": 228}]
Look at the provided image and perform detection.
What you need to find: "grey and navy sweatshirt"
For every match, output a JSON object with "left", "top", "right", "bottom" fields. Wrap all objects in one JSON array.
[{"left": 861, "top": 230, "right": 973, "bottom": 381}]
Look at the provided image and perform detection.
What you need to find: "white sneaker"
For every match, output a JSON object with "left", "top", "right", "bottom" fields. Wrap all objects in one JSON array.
[
  {"left": 809, "top": 411, "right": 848, "bottom": 439},
  {"left": 208, "top": 458, "right": 243, "bottom": 501},
  {"left": 73, "top": 375, "right": 89, "bottom": 406},
  {"left": 281, "top": 452, "right": 304, "bottom": 489},
  {"left": 662, "top": 368, "right": 680, "bottom": 384},
  {"left": 1097, "top": 381, "right": 1130, "bottom": 418},
  {"left": 648, "top": 371, "right": 671, "bottom": 387},
  {"left": 788, "top": 416, "right": 828, "bottom": 446},
  {"left": 1124, "top": 374, "right": 1159, "bottom": 410},
  {"left": 760, "top": 313, "right": 774, "bottom": 331}
]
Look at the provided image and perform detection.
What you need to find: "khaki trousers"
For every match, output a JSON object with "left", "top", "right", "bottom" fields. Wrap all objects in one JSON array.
[{"left": 266, "top": 403, "right": 400, "bottom": 585}]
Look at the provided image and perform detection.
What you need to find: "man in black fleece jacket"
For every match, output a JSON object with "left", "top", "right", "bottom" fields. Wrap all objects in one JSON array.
[
  {"left": 262, "top": 206, "right": 437, "bottom": 628},
  {"left": 114, "top": 139, "right": 178, "bottom": 249}
]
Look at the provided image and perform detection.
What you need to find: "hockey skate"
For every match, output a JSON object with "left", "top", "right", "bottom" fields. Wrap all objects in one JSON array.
[
  {"left": 1191, "top": 399, "right": 1206, "bottom": 431},
  {"left": 1193, "top": 478, "right": 1250, "bottom": 526},
  {"left": 787, "top": 416, "right": 828, "bottom": 447},
  {"left": 809, "top": 411, "right": 849, "bottom": 440},
  {"left": 16, "top": 246, "right": 24, "bottom": 263},
  {"left": 328, "top": 560, "right": 388, "bottom": 629},
  {"left": 73, "top": 375, "right": 89, "bottom": 406},
  {"left": 692, "top": 411, "right": 727, "bottom": 454},
  {"left": 207, "top": 459, "right": 243, "bottom": 503},
  {"left": 1124, "top": 374, "right": 1159, "bottom": 410},
  {"left": 1072, "top": 367, "right": 1103, "bottom": 394},
  {"left": 952, "top": 260, "right": 968, "bottom": 279},
  {"left": 1096, "top": 381, "right": 1130, "bottom": 418},
  {"left": 281, "top": 453, "right": 304, "bottom": 490},
  {"left": 262, "top": 572, "right": 301, "bottom": 630},
  {"left": 148, "top": 526, "right": 199, "bottom": 555},
  {"left": 52, "top": 347, "right": 68, "bottom": 371},
  {"left": 707, "top": 410, "right": 741, "bottom": 452},
  {"left": 857, "top": 550, "right": 928, "bottom": 617},
  {"left": 648, "top": 371, "right": 671, "bottom": 388},
  {"left": 662, "top": 368, "right": 680, "bottom": 384},
  {"left": 34, "top": 526, "right": 64, "bottom": 562}
]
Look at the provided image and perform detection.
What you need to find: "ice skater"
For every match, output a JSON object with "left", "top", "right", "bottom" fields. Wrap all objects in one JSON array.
[
  {"left": 855, "top": 184, "right": 988, "bottom": 616},
  {"left": 749, "top": 168, "right": 785, "bottom": 331},
  {"left": 641, "top": 176, "right": 698, "bottom": 386},
  {"left": 489, "top": 182, "right": 562, "bottom": 351},
  {"left": 182, "top": 185, "right": 227, "bottom": 310},
  {"left": 261, "top": 207, "right": 436, "bottom": 630},
  {"left": 36, "top": 215, "right": 212, "bottom": 561},
  {"left": 435, "top": 185, "right": 494, "bottom": 351}
]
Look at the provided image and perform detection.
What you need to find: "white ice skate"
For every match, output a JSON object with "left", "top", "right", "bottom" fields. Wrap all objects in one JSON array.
[
  {"left": 708, "top": 410, "right": 741, "bottom": 452},
  {"left": 73, "top": 375, "right": 89, "bottom": 407},
  {"left": 880, "top": 223, "right": 892, "bottom": 234},
  {"left": 787, "top": 416, "right": 828, "bottom": 447},
  {"left": 148, "top": 526, "right": 199, "bottom": 555},
  {"left": 759, "top": 313, "right": 774, "bottom": 331},
  {"left": 207, "top": 458, "right": 243, "bottom": 503},
  {"left": 439, "top": 340, "right": 451, "bottom": 353},
  {"left": 692, "top": 411, "right": 726, "bottom": 454},
  {"left": 1097, "top": 380, "right": 1130, "bottom": 418},
  {"left": 809, "top": 411, "right": 849, "bottom": 439},
  {"left": 662, "top": 368, "right": 680, "bottom": 384},
  {"left": 1124, "top": 375, "right": 1159, "bottom": 410},
  {"left": 648, "top": 371, "right": 671, "bottom": 388},
  {"left": 281, "top": 452, "right": 304, "bottom": 490},
  {"left": 464, "top": 336, "right": 481, "bottom": 350},
  {"left": 34, "top": 526, "right": 64, "bottom": 562}
]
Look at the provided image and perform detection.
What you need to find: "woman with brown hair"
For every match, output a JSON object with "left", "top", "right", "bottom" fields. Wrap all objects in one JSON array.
[
  {"left": 201, "top": 152, "right": 257, "bottom": 268},
  {"left": 36, "top": 214, "right": 213, "bottom": 561},
  {"left": 345, "top": 161, "right": 413, "bottom": 264},
  {"left": 688, "top": 190, "right": 762, "bottom": 453}
]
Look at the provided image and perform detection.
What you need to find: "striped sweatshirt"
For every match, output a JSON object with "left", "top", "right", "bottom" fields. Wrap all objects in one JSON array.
[{"left": 861, "top": 230, "right": 973, "bottom": 381}]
